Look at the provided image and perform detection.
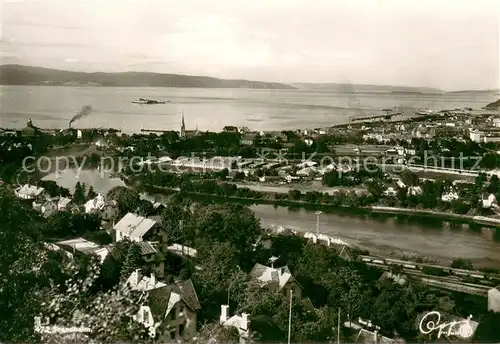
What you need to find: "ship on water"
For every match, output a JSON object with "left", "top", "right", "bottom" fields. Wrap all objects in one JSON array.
[{"left": 131, "top": 97, "right": 169, "bottom": 104}]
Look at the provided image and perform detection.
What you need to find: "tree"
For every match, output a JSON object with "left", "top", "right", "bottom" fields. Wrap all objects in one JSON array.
[
  {"left": 216, "top": 326, "right": 240, "bottom": 343},
  {"left": 192, "top": 240, "right": 239, "bottom": 323},
  {"left": 400, "top": 170, "right": 419, "bottom": 187},
  {"left": 487, "top": 174, "right": 500, "bottom": 194},
  {"left": 86, "top": 185, "right": 98, "bottom": 201},
  {"left": 219, "top": 168, "right": 229, "bottom": 180},
  {"left": 106, "top": 186, "right": 140, "bottom": 216},
  {"left": 475, "top": 172, "right": 487, "bottom": 191},
  {"left": 97, "top": 255, "right": 121, "bottom": 291},
  {"left": 73, "top": 181, "right": 86, "bottom": 204},
  {"left": 288, "top": 189, "right": 302, "bottom": 201},
  {"left": 136, "top": 199, "right": 154, "bottom": 216},
  {"left": 121, "top": 244, "right": 143, "bottom": 280},
  {"left": 190, "top": 204, "right": 263, "bottom": 269},
  {"left": 39, "top": 257, "right": 149, "bottom": 342},
  {"left": 451, "top": 258, "right": 473, "bottom": 270},
  {"left": 160, "top": 200, "right": 190, "bottom": 243},
  {"left": 0, "top": 188, "right": 47, "bottom": 341},
  {"left": 366, "top": 181, "right": 384, "bottom": 199},
  {"left": 397, "top": 186, "right": 408, "bottom": 206}
]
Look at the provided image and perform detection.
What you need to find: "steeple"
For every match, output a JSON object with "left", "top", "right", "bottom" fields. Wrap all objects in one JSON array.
[{"left": 180, "top": 111, "right": 186, "bottom": 138}]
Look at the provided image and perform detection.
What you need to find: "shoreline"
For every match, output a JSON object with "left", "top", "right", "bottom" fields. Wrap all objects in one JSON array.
[{"left": 135, "top": 182, "right": 500, "bottom": 227}]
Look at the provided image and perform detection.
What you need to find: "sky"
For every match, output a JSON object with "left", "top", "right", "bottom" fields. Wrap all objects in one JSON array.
[{"left": 1, "top": 0, "right": 499, "bottom": 90}]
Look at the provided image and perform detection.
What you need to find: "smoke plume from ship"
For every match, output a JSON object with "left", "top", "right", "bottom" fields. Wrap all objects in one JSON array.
[{"left": 69, "top": 105, "right": 92, "bottom": 128}]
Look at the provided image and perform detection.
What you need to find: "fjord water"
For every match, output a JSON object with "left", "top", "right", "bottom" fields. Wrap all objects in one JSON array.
[{"left": 1, "top": 85, "right": 497, "bottom": 131}]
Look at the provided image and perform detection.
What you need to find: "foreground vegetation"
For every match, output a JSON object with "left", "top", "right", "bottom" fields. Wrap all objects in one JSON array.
[{"left": 2, "top": 183, "right": 500, "bottom": 343}]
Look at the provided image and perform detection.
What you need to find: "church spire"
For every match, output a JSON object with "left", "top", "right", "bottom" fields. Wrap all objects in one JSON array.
[{"left": 180, "top": 110, "right": 186, "bottom": 138}]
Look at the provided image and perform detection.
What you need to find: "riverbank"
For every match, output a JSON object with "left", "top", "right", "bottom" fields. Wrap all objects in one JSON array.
[
  {"left": 134, "top": 181, "right": 500, "bottom": 227},
  {"left": 368, "top": 206, "right": 500, "bottom": 226}
]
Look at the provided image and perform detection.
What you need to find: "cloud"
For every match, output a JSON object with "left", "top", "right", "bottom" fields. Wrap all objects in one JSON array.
[
  {"left": 4, "top": 39, "right": 95, "bottom": 49},
  {"left": 2, "top": 19, "right": 89, "bottom": 31},
  {"left": 64, "top": 58, "right": 79, "bottom": 63}
]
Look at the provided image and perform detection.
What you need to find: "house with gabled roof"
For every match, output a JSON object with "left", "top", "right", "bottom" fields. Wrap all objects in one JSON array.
[
  {"left": 15, "top": 184, "right": 47, "bottom": 201},
  {"left": 85, "top": 194, "right": 119, "bottom": 221},
  {"left": 57, "top": 197, "right": 74, "bottom": 211},
  {"left": 249, "top": 263, "right": 302, "bottom": 300},
  {"left": 136, "top": 241, "right": 165, "bottom": 278},
  {"left": 126, "top": 270, "right": 201, "bottom": 342},
  {"left": 114, "top": 213, "right": 168, "bottom": 250}
]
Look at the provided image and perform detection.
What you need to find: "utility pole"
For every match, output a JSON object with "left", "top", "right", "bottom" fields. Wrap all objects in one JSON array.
[
  {"left": 315, "top": 211, "right": 322, "bottom": 235},
  {"left": 337, "top": 307, "right": 341, "bottom": 344},
  {"left": 179, "top": 219, "right": 184, "bottom": 257},
  {"left": 288, "top": 289, "right": 293, "bottom": 344}
]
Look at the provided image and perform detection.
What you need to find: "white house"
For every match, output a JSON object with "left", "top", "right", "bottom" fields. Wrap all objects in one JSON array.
[
  {"left": 482, "top": 194, "right": 497, "bottom": 209},
  {"left": 126, "top": 270, "right": 167, "bottom": 292},
  {"left": 85, "top": 194, "right": 119, "bottom": 220},
  {"left": 470, "top": 129, "right": 483, "bottom": 143},
  {"left": 296, "top": 167, "right": 317, "bottom": 177},
  {"left": 249, "top": 263, "right": 303, "bottom": 300},
  {"left": 441, "top": 190, "right": 460, "bottom": 202},
  {"left": 395, "top": 180, "right": 406, "bottom": 188},
  {"left": 383, "top": 187, "right": 397, "bottom": 197},
  {"left": 15, "top": 184, "right": 46, "bottom": 200},
  {"left": 303, "top": 138, "right": 314, "bottom": 146},
  {"left": 297, "top": 161, "right": 318, "bottom": 169},
  {"left": 114, "top": 213, "right": 167, "bottom": 246},
  {"left": 57, "top": 197, "right": 73, "bottom": 211},
  {"left": 167, "top": 243, "right": 197, "bottom": 258},
  {"left": 40, "top": 199, "right": 58, "bottom": 217},
  {"left": 126, "top": 270, "right": 201, "bottom": 341},
  {"left": 408, "top": 186, "right": 423, "bottom": 196}
]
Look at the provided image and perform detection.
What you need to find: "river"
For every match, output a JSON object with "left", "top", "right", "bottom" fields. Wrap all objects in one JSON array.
[{"left": 42, "top": 168, "right": 500, "bottom": 267}]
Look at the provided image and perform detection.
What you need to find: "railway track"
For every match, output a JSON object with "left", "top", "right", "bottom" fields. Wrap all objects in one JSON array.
[
  {"left": 361, "top": 255, "right": 500, "bottom": 281},
  {"left": 365, "top": 262, "right": 492, "bottom": 296}
]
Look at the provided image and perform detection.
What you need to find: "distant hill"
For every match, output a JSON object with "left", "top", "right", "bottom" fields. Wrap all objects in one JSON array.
[
  {"left": 0, "top": 64, "right": 296, "bottom": 89},
  {"left": 448, "top": 89, "right": 500, "bottom": 94},
  {"left": 291, "top": 82, "right": 443, "bottom": 94},
  {"left": 484, "top": 99, "right": 500, "bottom": 110}
]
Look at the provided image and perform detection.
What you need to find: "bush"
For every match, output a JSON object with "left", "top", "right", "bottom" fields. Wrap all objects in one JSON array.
[
  {"left": 451, "top": 258, "right": 474, "bottom": 270},
  {"left": 84, "top": 230, "right": 113, "bottom": 245}
]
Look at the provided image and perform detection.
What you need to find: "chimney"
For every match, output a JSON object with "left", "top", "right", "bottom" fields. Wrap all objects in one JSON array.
[
  {"left": 34, "top": 317, "right": 42, "bottom": 330},
  {"left": 271, "top": 269, "right": 278, "bottom": 282},
  {"left": 241, "top": 313, "right": 250, "bottom": 332},
  {"left": 150, "top": 273, "right": 156, "bottom": 286},
  {"left": 133, "top": 269, "right": 142, "bottom": 287},
  {"left": 220, "top": 305, "right": 229, "bottom": 324},
  {"left": 373, "top": 330, "right": 378, "bottom": 343}
]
